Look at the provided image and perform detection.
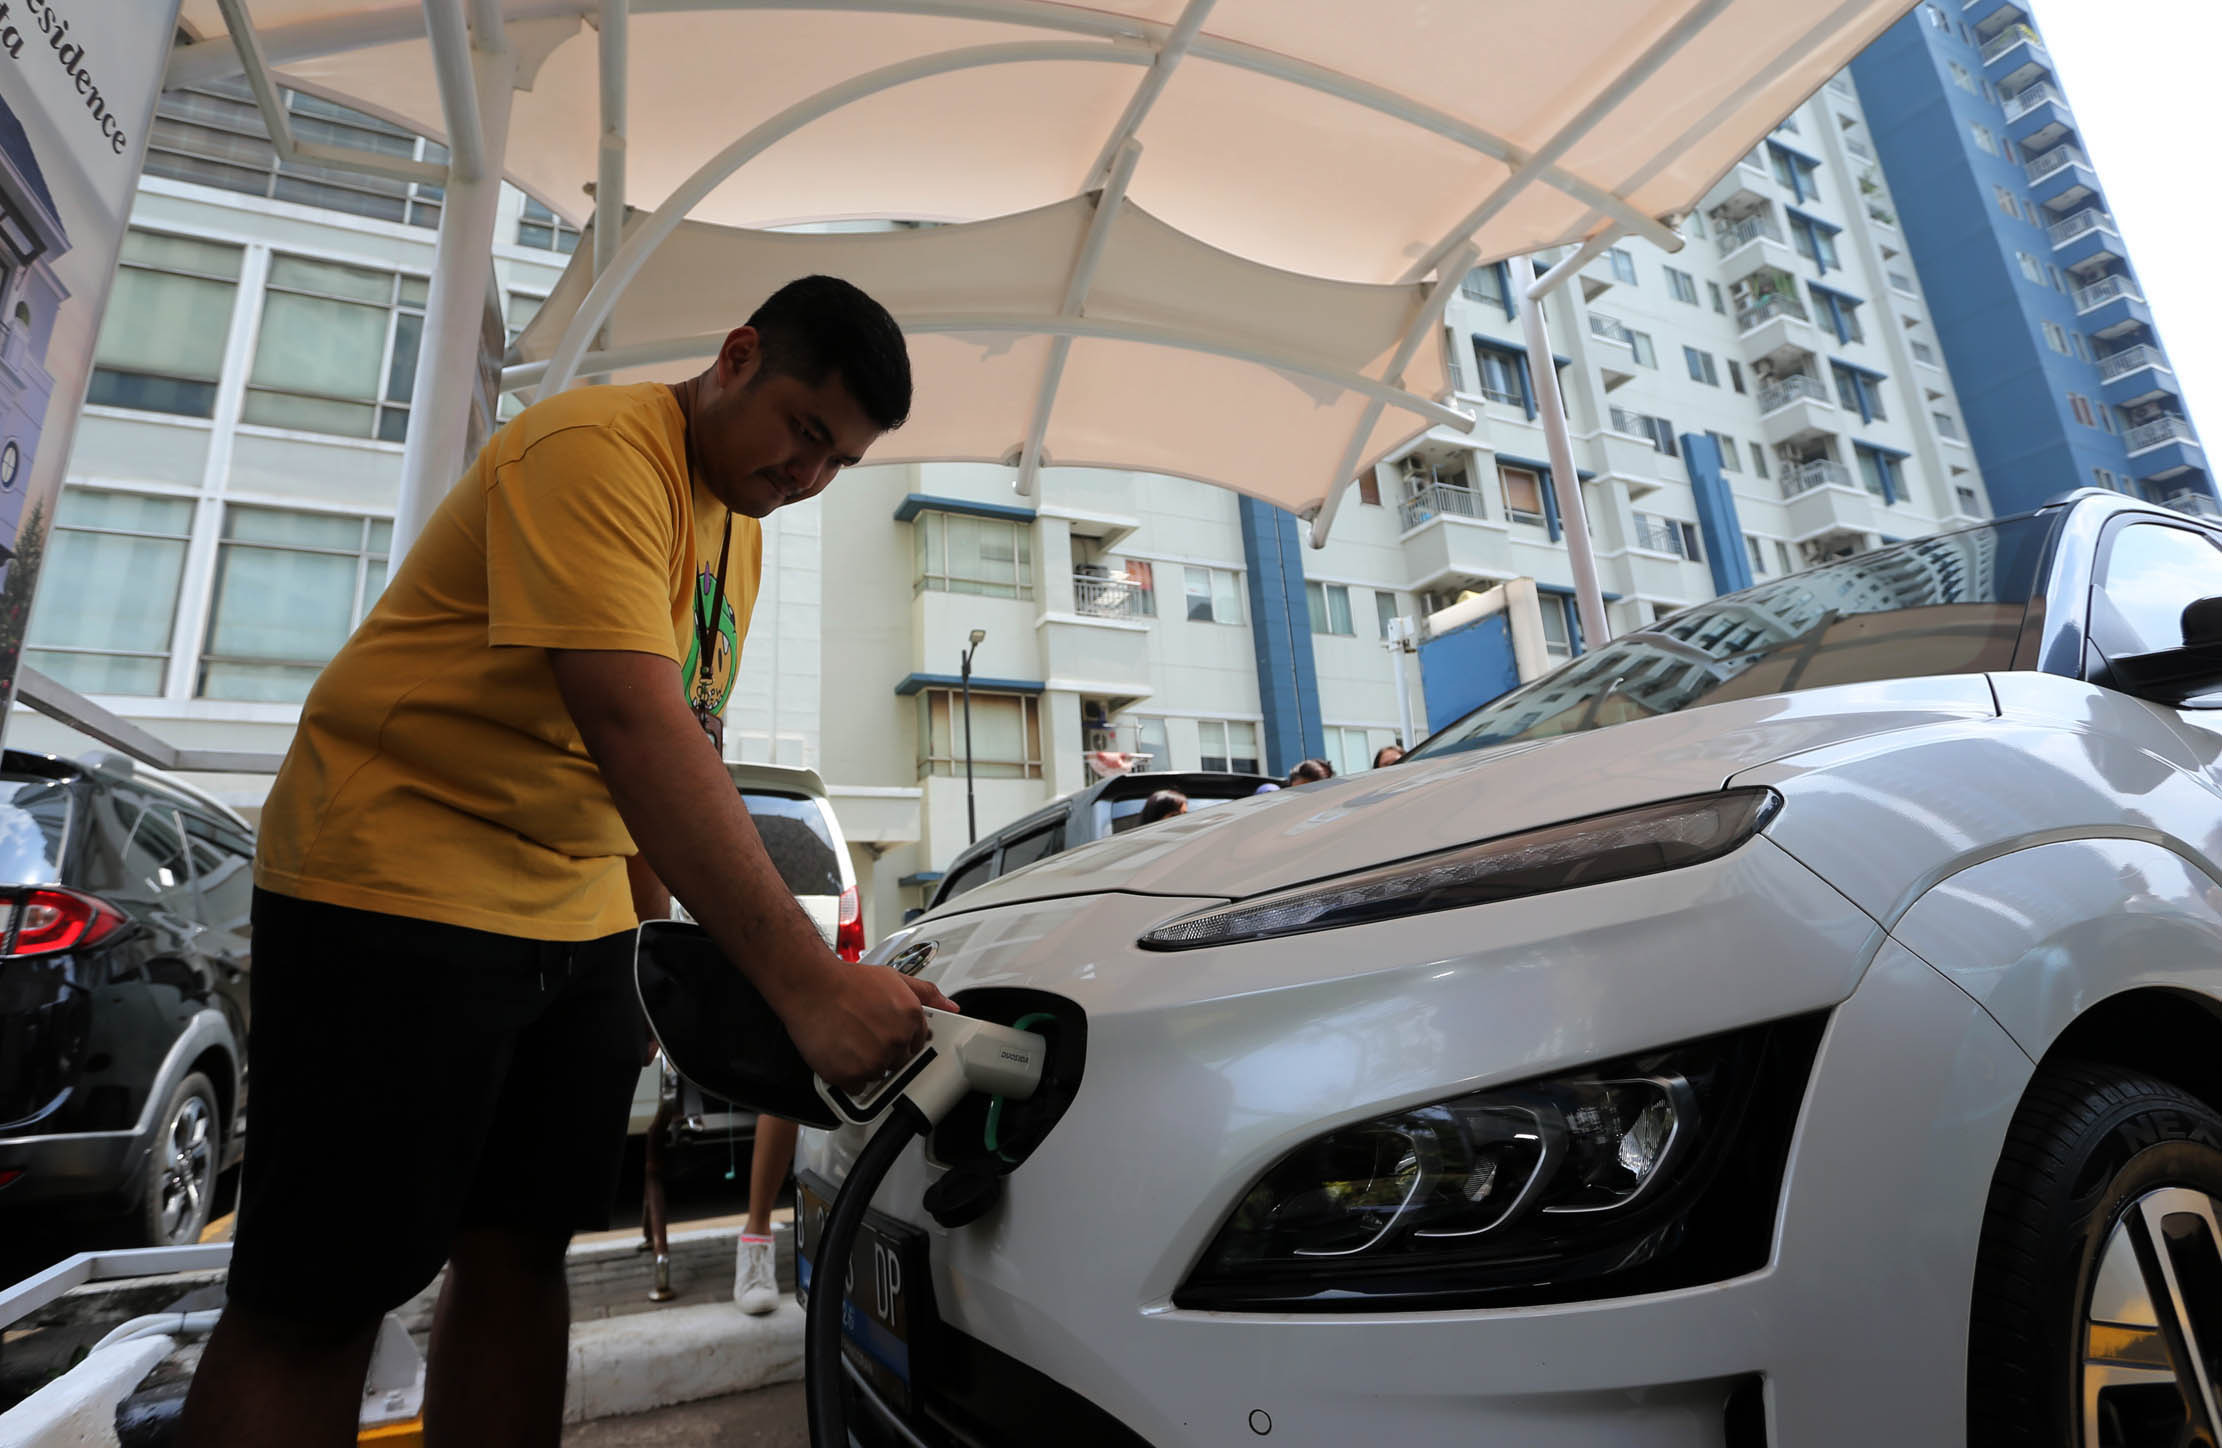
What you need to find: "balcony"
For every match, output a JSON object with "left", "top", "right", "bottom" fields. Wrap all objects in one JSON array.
[
  {"left": 2026, "top": 145, "right": 2099, "bottom": 211},
  {"left": 2052, "top": 211, "right": 2124, "bottom": 270},
  {"left": 1073, "top": 571, "right": 1153, "bottom": 620},
  {"left": 1780, "top": 458, "right": 1853, "bottom": 497},
  {"left": 1758, "top": 373, "right": 1830, "bottom": 413},
  {"left": 2161, "top": 489, "right": 2222, "bottom": 521},
  {"left": 2050, "top": 209, "right": 2117, "bottom": 247},
  {"left": 2003, "top": 81, "right": 2066, "bottom": 122},
  {"left": 1715, "top": 213, "right": 1785, "bottom": 257},
  {"left": 2024, "top": 145, "right": 2088, "bottom": 186},
  {"left": 2076, "top": 274, "right": 2154, "bottom": 341},
  {"left": 1982, "top": 22, "right": 2049, "bottom": 85},
  {"left": 1736, "top": 292, "right": 1808, "bottom": 334},
  {"left": 1398, "top": 481, "right": 1485, "bottom": 532},
  {"left": 2102, "top": 346, "right": 2178, "bottom": 410},
  {"left": 2099, "top": 344, "right": 2169, "bottom": 385},
  {"left": 2076, "top": 275, "right": 2142, "bottom": 312},
  {"left": 1587, "top": 312, "right": 1635, "bottom": 348},
  {"left": 2126, "top": 415, "right": 2199, "bottom": 456},
  {"left": 1843, "top": 135, "right": 1873, "bottom": 161}
]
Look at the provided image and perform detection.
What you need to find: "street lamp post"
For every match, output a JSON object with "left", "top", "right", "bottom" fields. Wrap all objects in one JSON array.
[{"left": 961, "top": 628, "right": 986, "bottom": 843}]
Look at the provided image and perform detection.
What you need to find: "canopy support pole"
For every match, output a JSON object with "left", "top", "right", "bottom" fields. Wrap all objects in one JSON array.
[
  {"left": 1399, "top": 0, "right": 1725, "bottom": 283},
  {"left": 1512, "top": 253, "right": 1609, "bottom": 650},
  {"left": 586, "top": 0, "right": 629, "bottom": 388},
  {"left": 537, "top": 39, "right": 1151, "bottom": 397},
  {"left": 1016, "top": 140, "right": 1142, "bottom": 497},
  {"left": 393, "top": 4, "right": 516, "bottom": 557},
  {"left": 1081, "top": 0, "right": 1213, "bottom": 188},
  {"left": 1527, "top": 226, "right": 1623, "bottom": 298},
  {"left": 209, "top": 0, "right": 446, "bottom": 187},
  {"left": 1308, "top": 243, "right": 1476, "bottom": 549},
  {"left": 509, "top": 311, "right": 1481, "bottom": 434}
]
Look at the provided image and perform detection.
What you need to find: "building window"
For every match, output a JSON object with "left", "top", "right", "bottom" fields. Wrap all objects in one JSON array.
[
  {"left": 1709, "top": 431, "right": 1739, "bottom": 470},
  {"left": 2092, "top": 467, "right": 2119, "bottom": 490},
  {"left": 1183, "top": 565, "right": 1244, "bottom": 625},
  {"left": 1768, "top": 143, "right": 1820, "bottom": 203},
  {"left": 517, "top": 196, "right": 580, "bottom": 254},
  {"left": 1325, "top": 725, "right": 1380, "bottom": 776},
  {"left": 144, "top": 84, "right": 445, "bottom": 227},
  {"left": 2042, "top": 320, "right": 2071, "bottom": 355},
  {"left": 1470, "top": 342, "right": 1527, "bottom": 408},
  {"left": 1995, "top": 185, "right": 2018, "bottom": 218},
  {"left": 1358, "top": 471, "right": 1381, "bottom": 506},
  {"left": 1628, "top": 330, "right": 1657, "bottom": 368},
  {"left": 1969, "top": 120, "right": 1997, "bottom": 152},
  {"left": 2071, "top": 332, "right": 2090, "bottom": 362},
  {"left": 1196, "top": 719, "right": 1261, "bottom": 775},
  {"left": 1607, "top": 247, "right": 1638, "bottom": 283},
  {"left": 1539, "top": 595, "right": 1573, "bottom": 660},
  {"left": 1375, "top": 589, "right": 1400, "bottom": 640},
  {"left": 199, "top": 506, "right": 391, "bottom": 702},
  {"left": 1727, "top": 359, "right": 1746, "bottom": 394},
  {"left": 1810, "top": 287, "right": 1864, "bottom": 344},
  {"left": 1910, "top": 338, "right": 1939, "bottom": 367},
  {"left": 2017, "top": 251, "right": 2045, "bottom": 285},
  {"left": 1831, "top": 363, "right": 1887, "bottom": 423},
  {"left": 243, "top": 255, "right": 426, "bottom": 441},
  {"left": 1931, "top": 410, "right": 1962, "bottom": 440},
  {"left": 1633, "top": 513, "right": 1702, "bottom": 562},
  {"left": 2068, "top": 392, "right": 2097, "bottom": 427},
  {"left": 1948, "top": 61, "right": 1978, "bottom": 94},
  {"left": 1708, "top": 281, "right": 1726, "bottom": 315},
  {"left": 1956, "top": 486, "right": 1981, "bottom": 515},
  {"left": 1610, "top": 407, "right": 1678, "bottom": 457},
  {"left": 1854, "top": 446, "right": 1904, "bottom": 503},
  {"left": 918, "top": 689, "right": 1042, "bottom": 779},
  {"left": 1132, "top": 716, "right": 1170, "bottom": 771},
  {"left": 1664, "top": 267, "right": 1699, "bottom": 304},
  {"left": 1746, "top": 534, "right": 1769, "bottom": 574},
  {"left": 87, "top": 230, "right": 243, "bottom": 418},
  {"left": 24, "top": 489, "right": 195, "bottom": 696},
  {"left": 1499, "top": 464, "right": 1546, "bottom": 526},
  {"left": 1684, "top": 346, "right": 1720, "bottom": 386},
  {"left": 1749, "top": 441, "right": 1770, "bottom": 478},
  {"left": 1789, "top": 213, "right": 1839, "bottom": 272},
  {"left": 915, "top": 511, "right": 1034, "bottom": 599},
  {"left": 1306, "top": 581, "right": 1355, "bottom": 636}
]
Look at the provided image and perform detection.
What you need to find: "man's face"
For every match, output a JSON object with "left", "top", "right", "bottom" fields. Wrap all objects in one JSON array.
[{"left": 692, "top": 328, "right": 885, "bottom": 518}]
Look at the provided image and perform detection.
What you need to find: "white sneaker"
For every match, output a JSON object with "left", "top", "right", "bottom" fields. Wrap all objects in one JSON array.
[{"left": 735, "top": 1234, "right": 779, "bottom": 1315}]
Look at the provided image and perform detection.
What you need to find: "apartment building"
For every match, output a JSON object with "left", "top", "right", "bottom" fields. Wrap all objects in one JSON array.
[
  {"left": 1851, "top": 1, "right": 2210, "bottom": 514},
  {"left": 3, "top": 67, "right": 2043, "bottom": 934}
]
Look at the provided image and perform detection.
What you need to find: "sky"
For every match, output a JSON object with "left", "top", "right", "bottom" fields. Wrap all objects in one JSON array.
[{"left": 2030, "top": 0, "right": 2220, "bottom": 451}]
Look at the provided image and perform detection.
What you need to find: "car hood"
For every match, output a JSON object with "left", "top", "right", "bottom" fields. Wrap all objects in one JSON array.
[{"left": 930, "top": 676, "right": 1998, "bottom": 916}]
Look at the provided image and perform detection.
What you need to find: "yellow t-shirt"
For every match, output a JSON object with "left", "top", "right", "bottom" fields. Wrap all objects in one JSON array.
[{"left": 255, "top": 383, "right": 762, "bottom": 941}]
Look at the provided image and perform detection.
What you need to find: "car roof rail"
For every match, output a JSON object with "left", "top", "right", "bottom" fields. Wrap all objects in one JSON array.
[{"left": 80, "top": 751, "right": 255, "bottom": 835}]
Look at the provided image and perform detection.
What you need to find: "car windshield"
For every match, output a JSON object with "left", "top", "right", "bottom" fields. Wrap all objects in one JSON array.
[
  {"left": 740, "top": 791, "right": 843, "bottom": 897},
  {"left": 1408, "top": 517, "right": 2057, "bottom": 761},
  {"left": 0, "top": 775, "right": 72, "bottom": 886}
]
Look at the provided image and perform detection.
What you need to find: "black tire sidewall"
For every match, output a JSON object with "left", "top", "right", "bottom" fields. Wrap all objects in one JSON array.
[
  {"left": 139, "top": 1071, "right": 220, "bottom": 1247},
  {"left": 1973, "top": 1064, "right": 2222, "bottom": 1446}
]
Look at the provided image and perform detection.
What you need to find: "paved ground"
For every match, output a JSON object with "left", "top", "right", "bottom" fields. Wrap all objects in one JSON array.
[{"left": 563, "top": 1381, "right": 806, "bottom": 1446}]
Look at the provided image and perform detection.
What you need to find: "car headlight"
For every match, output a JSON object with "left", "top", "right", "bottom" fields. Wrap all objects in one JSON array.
[
  {"left": 1175, "top": 1016, "right": 1825, "bottom": 1312},
  {"left": 1139, "top": 789, "right": 1780, "bottom": 950}
]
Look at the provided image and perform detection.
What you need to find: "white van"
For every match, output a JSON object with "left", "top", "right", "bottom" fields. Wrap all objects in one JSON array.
[{"left": 628, "top": 761, "right": 860, "bottom": 1139}]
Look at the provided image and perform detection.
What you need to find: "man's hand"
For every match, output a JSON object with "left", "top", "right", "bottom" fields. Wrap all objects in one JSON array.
[
  {"left": 789, "top": 968, "right": 960, "bottom": 1092},
  {"left": 550, "top": 647, "right": 959, "bottom": 1096}
]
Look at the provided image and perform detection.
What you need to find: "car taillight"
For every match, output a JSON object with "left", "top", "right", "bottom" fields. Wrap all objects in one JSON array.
[
  {"left": 4, "top": 888, "right": 126, "bottom": 957},
  {"left": 835, "top": 884, "right": 865, "bottom": 963}
]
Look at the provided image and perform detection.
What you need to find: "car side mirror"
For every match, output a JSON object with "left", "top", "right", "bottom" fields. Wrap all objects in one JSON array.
[{"left": 2112, "top": 594, "right": 2222, "bottom": 705}]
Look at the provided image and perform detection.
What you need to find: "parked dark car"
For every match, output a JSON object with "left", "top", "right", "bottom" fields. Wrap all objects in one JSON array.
[
  {"left": 928, "top": 770, "right": 1275, "bottom": 910},
  {"left": 0, "top": 751, "right": 254, "bottom": 1247}
]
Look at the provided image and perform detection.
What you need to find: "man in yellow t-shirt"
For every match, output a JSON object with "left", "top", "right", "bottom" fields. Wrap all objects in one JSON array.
[{"left": 179, "top": 277, "right": 952, "bottom": 1448}]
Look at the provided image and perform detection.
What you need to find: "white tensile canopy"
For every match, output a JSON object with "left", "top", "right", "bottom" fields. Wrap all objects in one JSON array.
[{"left": 170, "top": 0, "right": 1922, "bottom": 639}]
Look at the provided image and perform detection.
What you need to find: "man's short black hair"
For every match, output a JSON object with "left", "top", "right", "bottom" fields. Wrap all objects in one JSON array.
[{"left": 746, "top": 276, "right": 911, "bottom": 432}]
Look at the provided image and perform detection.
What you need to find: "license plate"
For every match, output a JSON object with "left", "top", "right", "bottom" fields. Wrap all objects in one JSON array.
[{"left": 795, "top": 1171, "right": 931, "bottom": 1418}]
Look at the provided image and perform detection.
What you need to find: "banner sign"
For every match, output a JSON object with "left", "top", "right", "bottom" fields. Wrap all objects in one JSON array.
[{"left": 0, "top": 0, "right": 182, "bottom": 740}]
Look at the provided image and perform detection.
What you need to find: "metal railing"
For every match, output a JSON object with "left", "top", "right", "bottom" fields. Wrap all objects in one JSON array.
[
  {"left": 1758, "top": 373, "right": 1831, "bottom": 413},
  {"left": 1587, "top": 312, "right": 1634, "bottom": 347},
  {"left": 2075, "top": 275, "right": 2142, "bottom": 312},
  {"left": 2126, "top": 415, "right": 2199, "bottom": 454},
  {"left": 1631, "top": 515, "right": 1693, "bottom": 558},
  {"left": 1714, "top": 214, "right": 1784, "bottom": 255},
  {"left": 2098, "top": 345, "right": 2169, "bottom": 383},
  {"left": 2050, "top": 210, "right": 2117, "bottom": 247},
  {"left": 1980, "top": 23, "right": 2042, "bottom": 64},
  {"left": 2003, "top": 80, "right": 2065, "bottom": 121},
  {"left": 1398, "top": 482, "right": 1484, "bottom": 531},
  {"left": 2162, "top": 490, "right": 2222, "bottom": 520},
  {"left": 1073, "top": 572, "right": 1153, "bottom": 619},
  {"left": 1735, "top": 292, "right": 1808, "bottom": 333},
  {"left": 2024, "top": 144, "right": 2089, "bottom": 185},
  {"left": 1844, "top": 136, "right": 1874, "bottom": 160},
  {"left": 1780, "top": 458, "right": 1853, "bottom": 496}
]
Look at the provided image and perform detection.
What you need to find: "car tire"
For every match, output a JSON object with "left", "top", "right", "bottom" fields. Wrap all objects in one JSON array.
[
  {"left": 1970, "top": 1059, "right": 2222, "bottom": 1447},
  {"left": 134, "top": 1071, "right": 221, "bottom": 1248}
]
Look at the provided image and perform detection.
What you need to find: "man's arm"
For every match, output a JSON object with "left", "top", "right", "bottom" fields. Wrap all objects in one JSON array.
[
  {"left": 551, "top": 647, "right": 954, "bottom": 1089},
  {"left": 626, "top": 853, "right": 672, "bottom": 924}
]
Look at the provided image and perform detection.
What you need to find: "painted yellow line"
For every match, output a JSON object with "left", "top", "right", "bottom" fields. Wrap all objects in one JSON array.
[{"left": 359, "top": 1419, "right": 423, "bottom": 1445}]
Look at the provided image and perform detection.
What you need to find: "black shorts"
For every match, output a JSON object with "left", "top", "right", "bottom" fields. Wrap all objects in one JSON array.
[{"left": 226, "top": 888, "right": 644, "bottom": 1328}]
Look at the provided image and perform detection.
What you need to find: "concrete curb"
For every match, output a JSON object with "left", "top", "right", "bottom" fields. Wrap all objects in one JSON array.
[
  {"left": 0, "top": 1334, "right": 175, "bottom": 1448},
  {"left": 563, "top": 1301, "right": 804, "bottom": 1424}
]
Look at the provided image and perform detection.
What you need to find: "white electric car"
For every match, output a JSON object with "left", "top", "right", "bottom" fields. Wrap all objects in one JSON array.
[{"left": 800, "top": 489, "right": 2222, "bottom": 1448}]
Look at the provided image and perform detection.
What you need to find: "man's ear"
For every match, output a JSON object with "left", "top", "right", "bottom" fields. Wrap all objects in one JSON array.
[{"left": 718, "top": 326, "right": 763, "bottom": 387}]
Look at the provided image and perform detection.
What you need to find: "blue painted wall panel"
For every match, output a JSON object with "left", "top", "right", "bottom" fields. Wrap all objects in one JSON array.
[
  {"left": 1681, "top": 432, "right": 1752, "bottom": 597},
  {"left": 1419, "top": 615, "right": 1520, "bottom": 734},
  {"left": 1237, "top": 497, "right": 1325, "bottom": 776}
]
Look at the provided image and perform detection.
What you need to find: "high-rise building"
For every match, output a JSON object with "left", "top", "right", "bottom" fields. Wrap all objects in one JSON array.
[
  {"left": 6, "top": 68, "right": 2019, "bottom": 933},
  {"left": 1852, "top": 2, "right": 2210, "bottom": 516}
]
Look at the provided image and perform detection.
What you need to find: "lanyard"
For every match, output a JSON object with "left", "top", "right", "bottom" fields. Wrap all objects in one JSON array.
[{"left": 693, "top": 510, "right": 734, "bottom": 720}]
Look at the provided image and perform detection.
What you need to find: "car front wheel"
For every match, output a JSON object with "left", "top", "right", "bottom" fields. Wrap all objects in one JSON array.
[
  {"left": 1972, "top": 1060, "right": 2222, "bottom": 1447},
  {"left": 136, "top": 1071, "right": 220, "bottom": 1248}
]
